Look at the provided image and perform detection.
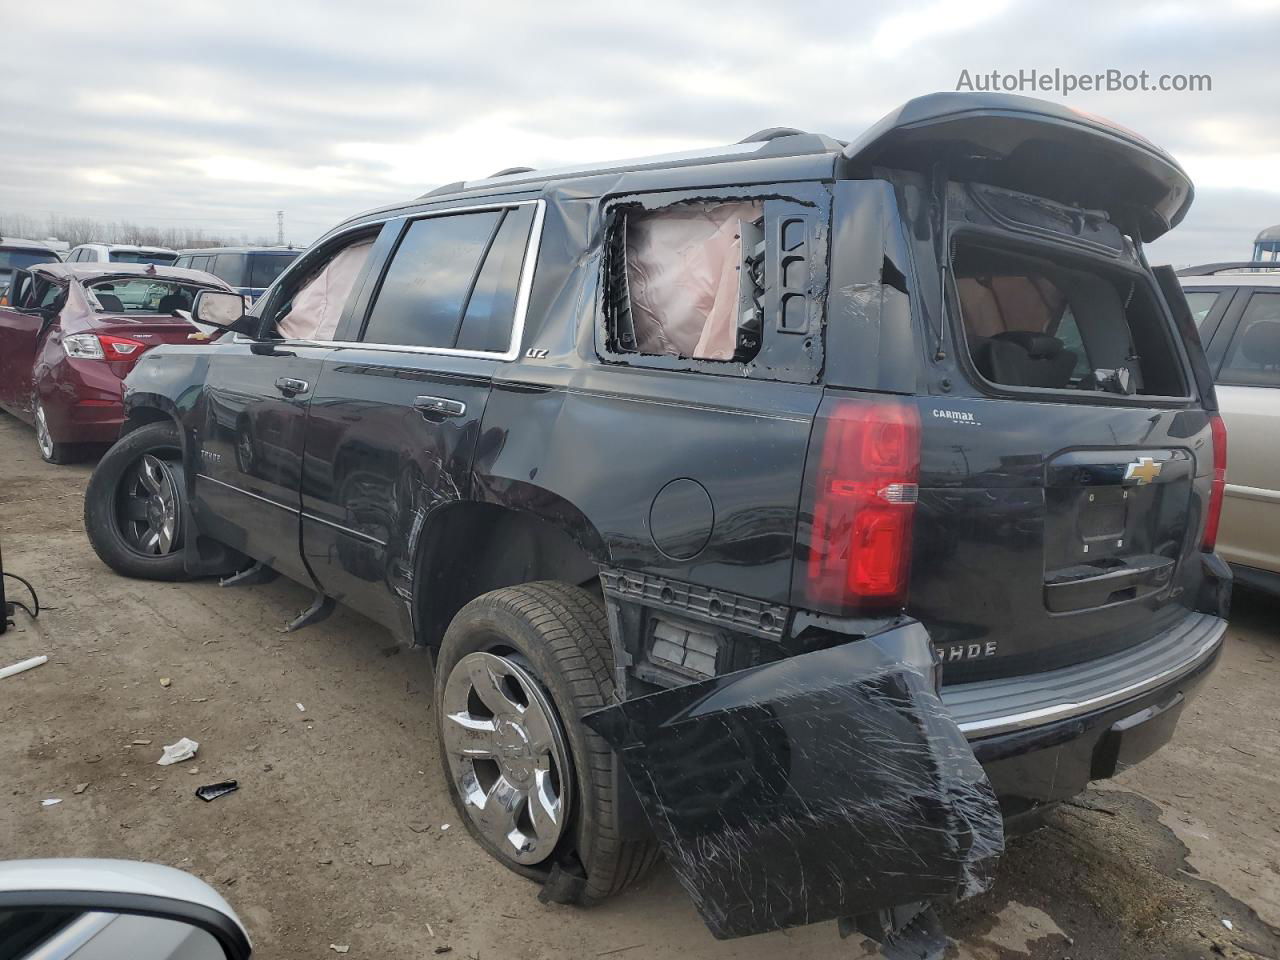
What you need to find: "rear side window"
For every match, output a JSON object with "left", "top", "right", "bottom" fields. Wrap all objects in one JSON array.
[
  {"left": 952, "top": 238, "right": 1186, "bottom": 398},
  {"left": 1218, "top": 292, "right": 1280, "bottom": 387},
  {"left": 360, "top": 205, "right": 534, "bottom": 353},
  {"left": 1183, "top": 290, "right": 1222, "bottom": 327},
  {"left": 249, "top": 253, "right": 296, "bottom": 290},
  {"left": 213, "top": 253, "right": 247, "bottom": 286}
]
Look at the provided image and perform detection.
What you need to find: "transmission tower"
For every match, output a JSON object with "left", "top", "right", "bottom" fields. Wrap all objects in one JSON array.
[{"left": 276, "top": 210, "right": 284, "bottom": 246}]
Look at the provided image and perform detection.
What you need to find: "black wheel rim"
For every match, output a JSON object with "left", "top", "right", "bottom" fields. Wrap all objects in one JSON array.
[{"left": 116, "top": 453, "right": 183, "bottom": 555}]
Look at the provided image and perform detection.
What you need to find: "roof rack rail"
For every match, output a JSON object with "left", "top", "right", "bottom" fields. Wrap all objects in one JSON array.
[
  {"left": 1176, "top": 261, "right": 1280, "bottom": 276},
  {"left": 488, "top": 166, "right": 536, "bottom": 178},
  {"left": 739, "top": 127, "right": 808, "bottom": 143},
  {"left": 420, "top": 180, "right": 468, "bottom": 199}
]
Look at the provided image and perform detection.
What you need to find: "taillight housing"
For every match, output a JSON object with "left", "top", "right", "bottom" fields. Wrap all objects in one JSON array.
[
  {"left": 1202, "top": 413, "right": 1227, "bottom": 551},
  {"left": 62, "top": 333, "right": 148, "bottom": 362},
  {"left": 796, "top": 395, "right": 921, "bottom": 614}
]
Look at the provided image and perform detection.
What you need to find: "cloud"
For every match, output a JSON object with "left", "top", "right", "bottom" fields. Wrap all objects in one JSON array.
[{"left": 0, "top": 0, "right": 1275, "bottom": 260}]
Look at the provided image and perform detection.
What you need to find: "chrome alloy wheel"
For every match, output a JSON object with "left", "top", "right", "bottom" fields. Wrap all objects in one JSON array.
[
  {"left": 33, "top": 401, "right": 54, "bottom": 460},
  {"left": 118, "top": 454, "right": 182, "bottom": 555},
  {"left": 441, "top": 651, "right": 572, "bottom": 865}
]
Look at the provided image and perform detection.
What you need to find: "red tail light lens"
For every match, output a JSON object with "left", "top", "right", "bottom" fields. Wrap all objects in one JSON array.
[
  {"left": 798, "top": 396, "right": 921, "bottom": 613},
  {"left": 1202, "top": 413, "right": 1227, "bottom": 551},
  {"left": 99, "top": 335, "right": 148, "bottom": 362}
]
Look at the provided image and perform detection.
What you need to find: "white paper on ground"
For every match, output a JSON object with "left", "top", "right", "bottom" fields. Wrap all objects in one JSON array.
[{"left": 157, "top": 737, "right": 199, "bottom": 766}]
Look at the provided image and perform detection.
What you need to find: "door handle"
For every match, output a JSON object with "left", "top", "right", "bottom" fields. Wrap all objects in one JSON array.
[
  {"left": 275, "top": 377, "right": 309, "bottom": 395},
  {"left": 413, "top": 395, "right": 467, "bottom": 418}
]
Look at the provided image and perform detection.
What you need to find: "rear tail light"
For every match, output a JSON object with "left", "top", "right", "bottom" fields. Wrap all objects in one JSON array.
[
  {"left": 62, "top": 333, "right": 148, "bottom": 362},
  {"left": 1202, "top": 413, "right": 1227, "bottom": 551},
  {"left": 797, "top": 395, "right": 921, "bottom": 613}
]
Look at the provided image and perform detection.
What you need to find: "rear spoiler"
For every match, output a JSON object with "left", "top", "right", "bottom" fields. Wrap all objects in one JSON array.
[
  {"left": 1176, "top": 261, "right": 1280, "bottom": 277},
  {"left": 843, "top": 93, "right": 1193, "bottom": 243}
]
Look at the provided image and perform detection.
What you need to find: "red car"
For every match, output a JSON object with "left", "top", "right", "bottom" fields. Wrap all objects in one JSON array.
[{"left": 0, "top": 262, "right": 233, "bottom": 463}]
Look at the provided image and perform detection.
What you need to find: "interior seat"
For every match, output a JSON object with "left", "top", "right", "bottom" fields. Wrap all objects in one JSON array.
[
  {"left": 973, "top": 331, "right": 1077, "bottom": 389},
  {"left": 95, "top": 293, "right": 125, "bottom": 312},
  {"left": 157, "top": 293, "right": 187, "bottom": 314}
]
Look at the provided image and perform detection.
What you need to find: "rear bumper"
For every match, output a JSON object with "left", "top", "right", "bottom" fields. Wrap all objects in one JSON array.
[
  {"left": 944, "top": 611, "right": 1226, "bottom": 815},
  {"left": 587, "top": 607, "right": 1224, "bottom": 940}
]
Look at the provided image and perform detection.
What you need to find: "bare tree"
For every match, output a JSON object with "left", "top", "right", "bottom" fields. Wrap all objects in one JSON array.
[{"left": 4, "top": 211, "right": 280, "bottom": 249}]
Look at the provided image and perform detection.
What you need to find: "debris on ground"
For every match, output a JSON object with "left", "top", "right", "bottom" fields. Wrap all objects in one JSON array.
[
  {"left": 1221, "top": 918, "right": 1234, "bottom": 930},
  {"left": 73, "top": 783, "right": 88, "bottom": 795},
  {"left": 440, "top": 823, "right": 450, "bottom": 831},
  {"left": 160, "top": 677, "right": 172, "bottom": 688},
  {"left": 329, "top": 945, "right": 350, "bottom": 954},
  {"left": 41, "top": 798, "right": 61, "bottom": 807},
  {"left": 0, "top": 655, "right": 47, "bottom": 680},
  {"left": 296, "top": 702, "right": 305, "bottom": 712},
  {"left": 433, "top": 948, "right": 452, "bottom": 955},
  {"left": 157, "top": 737, "right": 199, "bottom": 765},
  {"left": 195, "top": 780, "right": 238, "bottom": 802},
  {"left": 368, "top": 855, "right": 391, "bottom": 867},
  {"left": 131, "top": 739, "right": 152, "bottom": 746}
]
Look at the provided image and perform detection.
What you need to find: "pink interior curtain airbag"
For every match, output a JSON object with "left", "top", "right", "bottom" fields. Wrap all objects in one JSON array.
[
  {"left": 277, "top": 239, "right": 374, "bottom": 341},
  {"left": 625, "top": 201, "right": 762, "bottom": 361}
]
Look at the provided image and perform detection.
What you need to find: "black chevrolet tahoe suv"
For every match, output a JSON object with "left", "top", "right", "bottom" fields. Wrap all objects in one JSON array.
[{"left": 83, "top": 93, "right": 1231, "bottom": 951}]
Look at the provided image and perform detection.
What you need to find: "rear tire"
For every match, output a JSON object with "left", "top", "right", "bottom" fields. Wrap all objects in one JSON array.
[
  {"left": 434, "top": 581, "right": 659, "bottom": 905},
  {"left": 34, "top": 398, "right": 83, "bottom": 465},
  {"left": 84, "top": 421, "right": 190, "bottom": 581}
]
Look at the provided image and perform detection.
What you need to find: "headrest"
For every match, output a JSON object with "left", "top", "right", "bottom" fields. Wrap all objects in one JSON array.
[{"left": 1240, "top": 320, "right": 1280, "bottom": 367}]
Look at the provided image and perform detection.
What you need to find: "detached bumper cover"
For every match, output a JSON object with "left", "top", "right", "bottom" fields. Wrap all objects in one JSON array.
[{"left": 584, "top": 622, "right": 1004, "bottom": 940}]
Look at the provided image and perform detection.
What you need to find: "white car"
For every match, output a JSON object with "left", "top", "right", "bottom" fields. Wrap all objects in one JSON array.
[
  {"left": 65, "top": 243, "right": 178, "bottom": 267},
  {"left": 1179, "top": 263, "right": 1280, "bottom": 594}
]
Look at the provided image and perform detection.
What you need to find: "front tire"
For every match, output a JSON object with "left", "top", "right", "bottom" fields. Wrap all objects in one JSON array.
[
  {"left": 435, "top": 581, "right": 659, "bottom": 905},
  {"left": 84, "top": 421, "right": 190, "bottom": 580}
]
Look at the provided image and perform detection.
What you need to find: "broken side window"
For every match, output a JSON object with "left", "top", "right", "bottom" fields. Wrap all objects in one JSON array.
[{"left": 606, "top": 200, "right": 765, "bottom": 362}]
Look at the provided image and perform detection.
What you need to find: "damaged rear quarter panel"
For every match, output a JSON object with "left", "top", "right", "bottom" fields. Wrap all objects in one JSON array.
[{"left": 583, "top": 622, "right": 1004, "bottom": 939}]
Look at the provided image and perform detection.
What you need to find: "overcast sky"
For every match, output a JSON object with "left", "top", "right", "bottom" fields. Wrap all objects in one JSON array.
[{"left": 3, "top": 0, "right": 1277, "bottom": 264}]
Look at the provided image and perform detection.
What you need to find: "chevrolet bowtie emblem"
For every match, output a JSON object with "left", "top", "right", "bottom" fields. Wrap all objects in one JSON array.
[{"left": 1124, "top": 456, "right": 1163, "bottom": 485}]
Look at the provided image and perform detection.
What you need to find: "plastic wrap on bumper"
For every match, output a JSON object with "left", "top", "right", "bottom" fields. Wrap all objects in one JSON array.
[{"left": 583, "top": 622, "right": 1004, "bottom": 940}]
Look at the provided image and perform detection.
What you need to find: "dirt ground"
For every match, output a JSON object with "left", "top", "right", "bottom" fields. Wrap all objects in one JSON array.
[{"left": 1, "top": 409, "right": 1278, "bottom": 960}]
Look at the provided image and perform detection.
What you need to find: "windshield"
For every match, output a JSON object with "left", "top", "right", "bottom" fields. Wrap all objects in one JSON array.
[
  {"left": 109, "top": 250, "right": 178, "bottom": 265},
  {"left": 0, "top": 248, "right": 58, "bottom": 271},
  {"left": 86, "top": 278, "right": 211, "bottom": 315}
]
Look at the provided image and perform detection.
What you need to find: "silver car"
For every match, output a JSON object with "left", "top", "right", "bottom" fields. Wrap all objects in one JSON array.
[{"left": 1179, "top": 264, "right": 1280, "bottom": 593}]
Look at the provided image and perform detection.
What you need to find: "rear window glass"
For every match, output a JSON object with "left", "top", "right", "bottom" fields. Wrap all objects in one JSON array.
[
  {"left": 249, "top": 253, "right": 297, "bottom": 289},
  {"left": 0, "top": 249, "right": 58, "bottom": 271},
  {"left": 1219, "top": 291, "right": 1280, "bottom": 387},
  {"left": 361, "top": 211, "right": 503, "bottom": 350},
  {"left": 1182, "top": 290, "right": 1222, "bottom": 327},
  {"left": 952, "top": 239, "right": 1186, "bottom": 397},
  {"left": 86, "top": 278, "right": 208, "bottom": 315},
  {"left": 109, "top": 251, "right": 177, "bottom": 265}
]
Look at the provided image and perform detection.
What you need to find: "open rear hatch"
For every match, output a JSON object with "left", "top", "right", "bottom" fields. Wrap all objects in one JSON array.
[{"left": 842, "top": 92, "right": 1193, "bottom": 241}]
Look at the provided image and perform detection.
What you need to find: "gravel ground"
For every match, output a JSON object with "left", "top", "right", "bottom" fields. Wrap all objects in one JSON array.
[{"left": 1, "top": 410, "right": 1278, "bottom": 960}]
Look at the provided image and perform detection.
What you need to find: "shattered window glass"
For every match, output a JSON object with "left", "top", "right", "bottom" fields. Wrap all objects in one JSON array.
[{"left": 607, "top": 201, "right": 764, "bottom": 362}]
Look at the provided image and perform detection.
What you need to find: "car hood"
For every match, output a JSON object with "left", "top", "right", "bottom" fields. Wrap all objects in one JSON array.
[{"left": 844, "top": 92, "right": 1193, "bottom": 242}]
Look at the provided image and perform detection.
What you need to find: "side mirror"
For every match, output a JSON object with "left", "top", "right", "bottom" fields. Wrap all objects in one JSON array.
[
  {"left": 0, "top": 858, "right": 251, "bottom": 959},
  {"left": 192, "top": 290, "right": 256, "bottom": 336}
]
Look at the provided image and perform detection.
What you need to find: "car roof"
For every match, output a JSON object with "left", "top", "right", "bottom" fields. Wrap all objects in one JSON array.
[
  {"left": 74, "top": 243, "right": 177, "bottom": 254},
  {"left": 0, "top": 236, "right": 59, "bottom": 252},
  {"left": 1179, "top": 274, "right": 1280, "bottom": 288},
  {"left": 176, "top": 245, "right": 303, "bottom": 255},
  {"left": 31, "top": 261, "right": 231, "bottom": 286}
]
